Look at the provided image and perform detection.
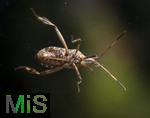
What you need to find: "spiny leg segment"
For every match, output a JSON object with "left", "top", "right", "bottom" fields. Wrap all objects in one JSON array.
[{"left": 30, "top": 8, "right": 69, "bottom": 55}]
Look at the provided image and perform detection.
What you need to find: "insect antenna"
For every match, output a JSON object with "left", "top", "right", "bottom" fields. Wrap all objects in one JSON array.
[
  {"left": 98, "top": 30, "right": 127, "bottom": 59},
  {"left": 95, "top": 61, "right": 126, "bottom": 91}
]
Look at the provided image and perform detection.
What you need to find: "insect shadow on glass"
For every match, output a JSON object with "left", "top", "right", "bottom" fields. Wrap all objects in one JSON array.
[{"left": 15, "top": 8, "right": 127, "bottom": 93}]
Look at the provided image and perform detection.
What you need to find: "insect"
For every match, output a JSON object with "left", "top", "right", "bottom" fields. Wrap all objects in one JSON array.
[{"left": 15, "top": 8, "right": 126, "bottom": 93}]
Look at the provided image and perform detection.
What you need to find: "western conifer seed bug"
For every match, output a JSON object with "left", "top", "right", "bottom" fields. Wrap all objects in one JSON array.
[{"left": 15, "top": 8, "right": 126, "bottom": 93}]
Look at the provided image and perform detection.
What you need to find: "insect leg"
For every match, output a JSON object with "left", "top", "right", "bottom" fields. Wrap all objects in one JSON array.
[
  {"left": 30, "top": 8, "right": 69, "bottom": 54},
  {"left": 15, "top": 66, "right": 64, "bottom": 75},
  {"left": 94, "top": 61, "right": 126, "bottom": 91},
  {"left": 15, "top": 66, "right": 40, "bottom": 75},
  {"left": 98, "top": 30, "right": 127, "bottom": 59},
  {"left": 72, "top": 63, "right": 82, "bottom": 93},
  {"left": 72, "top": 38, "right": 81, "bottom": 55},
  {"left": 40, "top": 66, "right": 64, "bottom": 75}
]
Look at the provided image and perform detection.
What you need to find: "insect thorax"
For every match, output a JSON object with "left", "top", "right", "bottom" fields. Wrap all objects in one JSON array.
[{"left": 37, "top": 46, "right": 86, "bottom": 68}]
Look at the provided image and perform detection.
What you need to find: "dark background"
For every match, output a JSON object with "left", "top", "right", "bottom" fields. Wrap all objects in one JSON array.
[{"left": 1, "top": 0, "right": 150, "bottom": 118}]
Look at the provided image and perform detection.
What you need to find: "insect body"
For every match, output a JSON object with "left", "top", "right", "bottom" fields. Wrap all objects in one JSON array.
[
  {"left": 15, "top": 8, "right": 126, "bottom": 92},
  {"left": 37, "top": 46, "right": 86, "bottom": 68}
]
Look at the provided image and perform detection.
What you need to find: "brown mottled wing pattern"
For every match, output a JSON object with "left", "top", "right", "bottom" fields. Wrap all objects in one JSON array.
[{"left": 37, "top": 47, "right": 67, "bottom": 68}]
